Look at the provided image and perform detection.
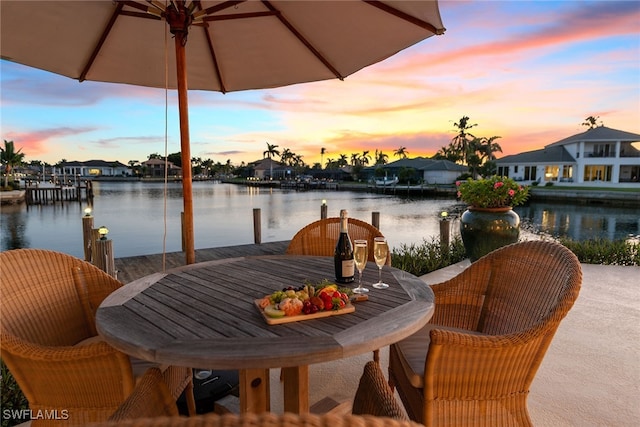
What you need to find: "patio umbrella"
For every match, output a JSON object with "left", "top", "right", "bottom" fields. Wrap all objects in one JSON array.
[{"left": 0, "top": 0, "right": 445, "bottom": 264}]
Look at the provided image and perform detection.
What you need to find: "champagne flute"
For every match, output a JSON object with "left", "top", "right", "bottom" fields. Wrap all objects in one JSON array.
[
  {"left": 372, "top": 237, "right": 389, "bottom": 289},
  {"left": 353, "top": 239, "right": 369, "bottom": 294}
]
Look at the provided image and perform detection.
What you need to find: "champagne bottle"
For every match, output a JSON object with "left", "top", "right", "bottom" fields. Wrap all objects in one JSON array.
[{"left": 334, "top": 209, "right": 355, "bottom": 283}]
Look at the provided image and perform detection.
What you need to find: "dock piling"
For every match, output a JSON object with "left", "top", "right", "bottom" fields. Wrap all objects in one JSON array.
[{"left": 253, "top": 208, "right": 262, "bottom": 244}]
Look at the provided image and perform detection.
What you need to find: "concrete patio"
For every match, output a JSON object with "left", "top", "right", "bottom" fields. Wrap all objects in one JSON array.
[{"left": 265, "top": 261, "right": 639, "bottom": 426}]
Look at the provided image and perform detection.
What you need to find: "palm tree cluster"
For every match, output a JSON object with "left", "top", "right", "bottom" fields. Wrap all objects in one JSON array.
[
  {"left": 434, "top": 116, "right": 503, "bottom": 178},
  {"left": 1, "top": 139, "right": 25, "bottom": 188}
]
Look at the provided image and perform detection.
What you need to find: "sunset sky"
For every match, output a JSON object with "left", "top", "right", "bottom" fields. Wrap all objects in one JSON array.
[{"left": 1, "top": 0, "right": 639, "bottom": 168}]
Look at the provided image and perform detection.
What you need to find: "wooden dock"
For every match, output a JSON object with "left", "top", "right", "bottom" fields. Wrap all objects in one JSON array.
[
  {"left": 114, "top": 240, "right": 290, "bottom": 284},
  {"left": 25, "top": 181, "right": 94, "bottom": 205}
]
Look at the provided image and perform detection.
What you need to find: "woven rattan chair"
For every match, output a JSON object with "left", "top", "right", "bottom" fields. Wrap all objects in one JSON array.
[
  {"left": 352, "top": 358, "right": 407, "bottom": 420},
  {"left": 286, "top": 217, "right": 390, "bottom": 264},
  {"left": 109, "top": 367, "right": 180, "bottom": 421},
  {"left": 0, "top": 248, "right": 195, "bottom": 425},
  {"left": 93, "top": 412, "right": 424, "bottom": 427},
  {"left": 388, "top": 240, "right": 582, "bottom": 427}
]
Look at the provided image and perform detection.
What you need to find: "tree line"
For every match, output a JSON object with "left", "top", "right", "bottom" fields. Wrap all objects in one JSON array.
[{"left": 2, "top": 115, "right": 602, "bottom": 186}]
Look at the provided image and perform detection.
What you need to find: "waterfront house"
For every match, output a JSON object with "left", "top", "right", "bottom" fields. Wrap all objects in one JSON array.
[
  {"left": 142, "top": 158, "right": 182, "bottom": 178},
  {"left": 250, "top": 158, "right": 289, "bottom": 180},
  {"left": 370, "top": 157, "right": 467, "bottom": 184},
  {"left": 496, "top": 126, "right": 640, "bottom": 187},
  {"left": 61, "top": 160, "right": 131, "bottom": 179}
]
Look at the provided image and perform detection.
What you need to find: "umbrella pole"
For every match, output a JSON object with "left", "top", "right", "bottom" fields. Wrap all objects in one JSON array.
[{"left": 175, "top": 32, "right": 195, "bottom": 265}]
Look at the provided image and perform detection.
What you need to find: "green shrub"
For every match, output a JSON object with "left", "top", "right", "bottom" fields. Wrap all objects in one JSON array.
[
  {"left": 391, "top": 236, "right": 466, "bottom": 277},
  {"left": 558, "top": 237, "right": 639, "bottom": 266},
  {"left": 544, "top": 181, "right": 554, "bottom": 187},
  {"left": 1, "top": 359, "right": 28, "bottom": 427}
]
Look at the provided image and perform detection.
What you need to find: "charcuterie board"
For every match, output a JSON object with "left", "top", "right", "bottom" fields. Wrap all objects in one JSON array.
[{"left": 254, "top": 300, "right": 355, "bottom": 325}]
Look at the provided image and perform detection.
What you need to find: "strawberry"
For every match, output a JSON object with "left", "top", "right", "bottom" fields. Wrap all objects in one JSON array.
[{"left": 321, "top": 293, "right": 333, "bottom": 311}]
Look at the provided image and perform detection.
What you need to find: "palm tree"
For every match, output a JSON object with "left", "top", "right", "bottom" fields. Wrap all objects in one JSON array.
[
  {"left": 350, "top": 153, "right": 360, "bottom": 166},
  {"left": 393, "top": 146, "right": 408, "bottom": 159},
  {"left": 451, "top": 115, "right": 477, "bottom": 165},
  {"left": 325, "top": 157, "right": 336, "bottom": 169},
  {"left": 280, "top": 148, "right": 294, "bottom": 166},
  {"left": 434, "top": 145, "right": 462, "bottom": 163},
  {"left": 1, "top": 140, "right": 25, "bottom": 188},
  {"left": 263, "top": 142, "right": 280, "bottom": 160},
  {"left": 477, "top": 136, "right": 503, "bottom": 163},
  {"left": 263, "top": 142, "right": 280, "bottom": 179},
  {"left": 375, "top": 150, "right": 388, "bottom": 165},
  {"left": 582, "top": 115, "right": 602, "bottom": 129},
  {"left": 360, "top": 150, "right": 371, "bottom": 166}
]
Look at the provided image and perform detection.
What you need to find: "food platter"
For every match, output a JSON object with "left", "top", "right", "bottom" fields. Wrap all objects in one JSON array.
[{"left": 254, "top": 300, "right": 355, "bottom": 325}]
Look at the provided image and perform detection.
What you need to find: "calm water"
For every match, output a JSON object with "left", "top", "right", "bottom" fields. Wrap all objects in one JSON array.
[{"left": 1, "top": 181, "right": 638, "bottom": 259}]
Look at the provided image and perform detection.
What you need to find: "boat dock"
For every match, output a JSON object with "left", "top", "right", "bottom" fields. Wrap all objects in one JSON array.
[{"left": 24, "top": 181, "right": 94, "bottom": 206}]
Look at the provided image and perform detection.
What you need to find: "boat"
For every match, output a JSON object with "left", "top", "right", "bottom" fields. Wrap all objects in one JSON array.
[{"left": 374, "top": 177, "right": 399, "bottom": 186}]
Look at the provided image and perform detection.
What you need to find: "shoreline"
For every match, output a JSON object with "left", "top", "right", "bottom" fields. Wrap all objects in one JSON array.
[{"left": 2, "top": 181, "right": 638, "bottom": 208}]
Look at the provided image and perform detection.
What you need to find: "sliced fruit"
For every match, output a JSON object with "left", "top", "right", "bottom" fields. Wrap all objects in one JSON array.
[{"left": 264, "top": 305, "right": 286, "bottom": 318}]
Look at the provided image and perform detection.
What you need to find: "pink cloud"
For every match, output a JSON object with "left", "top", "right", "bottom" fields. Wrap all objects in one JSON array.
[{"left": 4, "top": 127, "right": 97, "bottom": 160}]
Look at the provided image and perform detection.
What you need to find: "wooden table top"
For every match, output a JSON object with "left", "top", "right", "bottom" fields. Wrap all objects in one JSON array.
[{"left": 97, "top": 255, "right": 434, "bottom": 370}]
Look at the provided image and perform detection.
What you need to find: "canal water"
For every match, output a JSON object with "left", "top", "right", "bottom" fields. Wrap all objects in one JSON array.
[{"left": 1, "top": 181, "right": 638, "bottom": 259}]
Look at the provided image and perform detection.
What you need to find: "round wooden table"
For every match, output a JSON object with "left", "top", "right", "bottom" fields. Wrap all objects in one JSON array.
[{"left": 96, "top": 255, "right": 434, "bottom": 414}]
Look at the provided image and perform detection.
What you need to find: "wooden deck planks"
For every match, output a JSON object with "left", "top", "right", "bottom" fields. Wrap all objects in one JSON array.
[{"left": 114, "top": 241, "right": 290, "bottom": 284}]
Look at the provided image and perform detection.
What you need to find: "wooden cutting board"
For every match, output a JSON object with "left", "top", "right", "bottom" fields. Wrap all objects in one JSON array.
[{"left": 254, "top": 300, "right": 355, "bottom": 325}]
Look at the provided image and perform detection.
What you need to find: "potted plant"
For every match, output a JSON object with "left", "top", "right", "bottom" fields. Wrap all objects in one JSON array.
[{"left": 456, "top": 176, "right": 530, "bottom": 261}]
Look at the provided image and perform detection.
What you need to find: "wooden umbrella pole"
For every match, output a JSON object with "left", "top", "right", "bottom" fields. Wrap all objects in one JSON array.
[{"left": 170, "top": 3, "right": 195, "bottom": 265}]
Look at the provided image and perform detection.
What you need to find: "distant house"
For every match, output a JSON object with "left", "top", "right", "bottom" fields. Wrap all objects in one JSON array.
[
  {"left": 250, "top": 158, "right": 288, "bottom": 180},
  {"left": 371, "top": 157, "right": 467, "bottom": 184},
  {"left": 142, "top": 158, "right": 182, "bottom": 178},
  {"left": 496, "top": 126, "right": 640, "bottom": 186},
  {"left": 61, "top": 160, "right": 130, "bottom": 178}
]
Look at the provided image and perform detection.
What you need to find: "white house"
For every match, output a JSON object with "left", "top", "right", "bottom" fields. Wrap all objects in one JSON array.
[
  {"left": 61, "top": 160, "right": 131, "bottom": 178},
  {"left": 496, "top": 126, "right": 640, "bottom": 187}
]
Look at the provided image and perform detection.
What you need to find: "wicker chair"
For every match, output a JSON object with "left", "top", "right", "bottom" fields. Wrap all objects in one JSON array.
[
  {"left": 388, "top": 240, "right": 582, "bottom": 427},
  {"left": 352, "top": 357, "right": 407, "bottom": 420},
  {"left": 93, "top": 412, "right": 424, "bottom": 427},
  {"left": 109, "top": 367, "right": 180, "bottom": 421},
  {"left": 286, "top": 217, "right": 390, "bottom": 264},
  {"left": 0, "top": 248, "right": 195, "bottom": 425}
]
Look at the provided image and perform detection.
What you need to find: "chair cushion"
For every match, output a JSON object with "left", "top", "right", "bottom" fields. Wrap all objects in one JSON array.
[{"left": 394, "top": 324, "right": 484, "bottom": 388}]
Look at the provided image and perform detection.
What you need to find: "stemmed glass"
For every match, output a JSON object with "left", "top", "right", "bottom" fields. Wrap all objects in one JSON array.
[
  {"left": 353, "top": 239, "right": 369, "bottom": 294},
  {"left": 372, "top": 237, "right": 389, "bottom": 289}
]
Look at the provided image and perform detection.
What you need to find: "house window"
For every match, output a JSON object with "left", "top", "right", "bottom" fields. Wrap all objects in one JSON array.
[
  {"left": 524, "top": 166, "right": 537, "bottom": 181},
  {"left": 88, "top": 168, "right": 101, "bottom": 176},
  {"left": 514, "top": 166, "right": 518, "bottom": 173},
  {"left": 591, "top": 143, "right": 614, "bottom": 158},
  {"left": 583, "top": 165, "right": 612, "bottom": 182},
  {"left": 497, "top": 166, "right": 509, "bottom": 177},
  {"left": 562, "top": 166, "right": 573, "bottom": 181},
  {"left": 544, "top": 165, "right": 559, "bottom": 182}
]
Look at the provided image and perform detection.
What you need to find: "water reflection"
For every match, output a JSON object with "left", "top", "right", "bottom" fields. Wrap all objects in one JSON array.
[
  {"left": 1, "top": 181, "right": 637, "bottom": 259},
  {"left": 515, "top": 203, "right": 639, "bottom": 241},
  {"left": 0, "top": 203, "right": 30, "bottom": 250}
]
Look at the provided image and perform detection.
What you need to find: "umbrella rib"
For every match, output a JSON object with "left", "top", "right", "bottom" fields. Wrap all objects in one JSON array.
[
  {"left": 262, "top": 0, "right": 344, "bottom": 81},
  {"left": 80, "top": 2, "right": 163, "bottom": 82},
  {"left": 363, "top": 0, "right": 445, "bottom": 35},
  {"left": 193, "top": 1, "right": 228, "bottom": 93},
  {"left": 79, "top": 2, "right": 125, "bottom": 82}
]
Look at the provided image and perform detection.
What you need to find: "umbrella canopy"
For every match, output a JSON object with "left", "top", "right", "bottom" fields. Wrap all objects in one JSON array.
[{"left": 1, "top": 0, "right": 445, "bottom": 264}]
